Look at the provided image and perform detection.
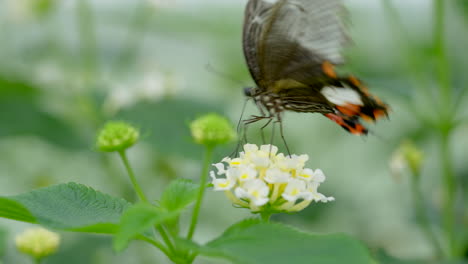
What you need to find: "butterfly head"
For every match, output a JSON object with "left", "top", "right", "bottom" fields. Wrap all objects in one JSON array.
[{"left": 243, "top": 87, "right": 256, "bottom": 97}]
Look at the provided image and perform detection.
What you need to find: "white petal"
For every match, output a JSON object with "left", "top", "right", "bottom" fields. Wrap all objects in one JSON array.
[
  {"left": 259, "top": 144, "right": 278, "bottom": 156},
  {"left": 297, "top": 168, "right": 314, "bottom": 181},
  {"left": 212, "top": 163, "right": 226, "bottom": 175},
  {"left": 252, "top": 197, "right": 269, "bottom": 207},
  {"left": 265, "top": 168, "right": 290, "bottom": 183},
  {"left": 210, "top": 171, "right": 216, "bottom": 182},
  {"left": 313, "top": 169, "right": 326, "bottom": 183},
  {"left": 243, "top": 144, "right": 258, "bottom": 153},
  {"left": 212, "top": 179, "right": 233, "bottom": 191},
  {"left": 234, "top": 187, "right": 248, "bottom": 199}
]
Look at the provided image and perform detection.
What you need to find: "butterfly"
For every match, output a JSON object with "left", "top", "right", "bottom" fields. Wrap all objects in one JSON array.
[{"left": 242, "top": 0, "right": 389, "bottom": 135}]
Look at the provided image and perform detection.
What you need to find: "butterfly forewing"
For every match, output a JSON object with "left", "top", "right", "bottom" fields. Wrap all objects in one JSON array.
[{"left": 243, "top": 0, "right": 349, "bottom": 90}]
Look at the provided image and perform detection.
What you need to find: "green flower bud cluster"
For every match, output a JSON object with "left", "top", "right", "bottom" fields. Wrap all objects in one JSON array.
[
  {"left": 190, "top": 113, "right": 236, "bottom": 147},
  {"left": 96, "top": 121, "right": 140, "bottom": 152},
  {"left": 15, "top": 227, "right": 60, "bottom": 260}
]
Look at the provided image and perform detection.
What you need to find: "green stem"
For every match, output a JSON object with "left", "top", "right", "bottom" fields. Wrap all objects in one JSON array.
[
  {"left": 118, "top": 152, "right": 178, "bottom": 256},
  {"left": 409, "top": 173, "right": 444, "bottom": 258},
  {"left": 157, "top": 226, "right": 175, "bottom": 253},
  {"left": 137, "top": 236, "right": 172, "bottom": 259},
  {"left": 260, "top": 211, "right": 272, "bottom": 222},
  {"left": 381, "top": 0, "right": 437, "bottom": 110},
  {"left": 434, "top": 0, "right": 451, "bottom": 119},
  {"left": 118, "top": 150, "right": 148, "bottom": 203},
  {"left": 34, "top": 258, "right": 42, "bottom": 264},
  {"left": 440, "top": 132, "right": 457, "bottom": 258},
  {"left": 434, "top": 0, "right": 458, "bottom": 258},
  {"left": 187, "top": 146, "right": 214, "bottom": 240}
]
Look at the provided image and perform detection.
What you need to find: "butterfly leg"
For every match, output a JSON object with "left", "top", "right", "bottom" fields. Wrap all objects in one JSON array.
[
  {"left": 276, "top": 113, "right": 291, "bottom": 157},
  {"left": 260, "top": 117, "right": 273, "bottom": 144},
  {"left": 269, "top": 121, "right": 276, "bottom": 157}
]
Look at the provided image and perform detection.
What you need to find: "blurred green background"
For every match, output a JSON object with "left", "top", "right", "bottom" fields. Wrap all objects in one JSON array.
[{"left": 0, "top": 0, "right": 467, "bottom": 263}]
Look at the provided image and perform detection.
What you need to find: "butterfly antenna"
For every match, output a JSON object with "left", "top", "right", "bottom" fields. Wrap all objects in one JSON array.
[
  {"left": 205, "top": 63, "right": 246, "bottom": 87},
  {"left": 237, "top": 98, "right": 250, "bottom": 135},
  {"left": 230, "top": 98, "right": 253, "bottom": 158}
]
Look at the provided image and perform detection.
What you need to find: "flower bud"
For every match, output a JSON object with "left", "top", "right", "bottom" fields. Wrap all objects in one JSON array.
[
  {"left": 390, "top": 140, "right": 424, "bottom": 178},
  {"left": 15, "top": 227, "right": 60, "bottom": 260},
  {"left": 400, "top": 141, "right": 424, "bottom": 176},
  {"left": 190, "top": 113, "right": 236, "bottom": 147},
  {"left": 96, "top": 121, "right": 139, "bottom": 152}
]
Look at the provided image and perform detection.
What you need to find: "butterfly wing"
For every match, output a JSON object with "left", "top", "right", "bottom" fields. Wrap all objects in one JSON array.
[
  {"left": 243, "top": 0, "right": 348, "bottom": 90},
  {"left": 243, "top": 0, "right": 388, "bottom": 135}
]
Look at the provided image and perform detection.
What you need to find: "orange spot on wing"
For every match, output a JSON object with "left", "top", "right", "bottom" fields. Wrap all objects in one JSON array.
[
  {"left": 348, "top": 76, "right": 361, "bottom": 86},
  {"left": 324, "top": 113, "right": 368, "bottom": 135},
  {"left": 336, "top": 104, "right": 361, "bottom": 117},
  {"left": 373, "top": 109, "right": 388, "bottom": 119},
  {"left": 348, "top": 123, "right": 367, "bottom": 135},
  {"left": 360, "top": 113, "right": 374, "bottom": 122},
  {"left": 322, "top": 61, "right": 337, "bottom": 78}
]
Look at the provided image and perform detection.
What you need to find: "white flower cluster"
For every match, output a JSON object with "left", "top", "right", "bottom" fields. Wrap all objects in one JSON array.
[{"left": 210, "top": 144, "right": 334, "bottom": 213}]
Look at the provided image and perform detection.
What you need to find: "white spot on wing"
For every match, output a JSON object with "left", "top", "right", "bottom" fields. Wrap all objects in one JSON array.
[
  {"left": 321, "top": 86, "right": 363, "bottom": 106},
  {"left": 262, "top": 0, "right": 279, "bottom": 3}
]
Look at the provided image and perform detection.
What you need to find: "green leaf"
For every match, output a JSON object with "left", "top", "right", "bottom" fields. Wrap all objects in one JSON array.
[
  {"left": 113, "top": 203, "right": 172, "bottom": 251},
  {"left": 0, "top": 182, "right": 131, "bottom": 233},
  {"left": 189, "top": 219, "right": 375, "bottom": 264},
  {"left": 114, "top": 180, "right": 199, "bottom": 251},
  {"left": 114, "top": 179, "right": 199, "bottom": 251},
  {"left": 160, "top": 179, "right": 199, "bottom": 212},
  {"left": 0, "top": 198, "right": 36, "bottom": 223}
]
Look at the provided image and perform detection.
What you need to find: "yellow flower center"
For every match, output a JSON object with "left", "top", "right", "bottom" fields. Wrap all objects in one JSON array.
[
  {"left": 291, "top": 189, "right": 299, "bottom": 196},
  {"left": 219, "top": 181, "right": 230, "bottom": 188}
]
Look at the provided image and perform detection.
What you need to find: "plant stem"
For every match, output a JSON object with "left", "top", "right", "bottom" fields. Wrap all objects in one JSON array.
[
  {"left": 118, "top": 152, "right": 178, "bottom": 255},
  {"left": 118, "top": 150, "right": 148, "bottom": 203},
  {"left": 260, "top": 211, "right": 272, "bottom": 222},
  {"left": 34, "top": 257, "right": 42, "bottom": 264},
  {"left": 409, "top": 173, "right": 444, "bottom": 258},
  {"left": 434, "top": 0, "right": 458, "bottom": 258},
  {"left": 157, "top": 225, "right": 175, "bottom": 253},
  {"left": 434, "top": 0, "right": 451, "bottom": 118},
  {"left": 137, "top": 236, "right": 172, "bottom": 259},
  {"left": 187, "top": 146, "right": 214, "bottom": 240},
  {"left": 440, "top": 132, "right": 457, "bottom": 258}
]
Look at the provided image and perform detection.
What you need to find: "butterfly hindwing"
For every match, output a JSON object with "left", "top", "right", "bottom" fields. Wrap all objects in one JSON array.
[{"left": 244, "top": 0, "right": 348, "bottom": 89}]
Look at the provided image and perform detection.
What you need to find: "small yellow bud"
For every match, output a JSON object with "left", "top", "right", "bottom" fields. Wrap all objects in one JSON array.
[
  {"left": 15, "top": 227, "right": 60, "bottom": 260},
  {"left": 96, "top": 121, "right": 139, "bottom": 152},
  {"left": 400, "top": 141, "right": 424, "bottom": 176},
  {"left": 190, "top": 113, "right": 236, "bottom": 147},
  {"left": 390, "top": 140, "right": 424, "bottom": 178}
]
